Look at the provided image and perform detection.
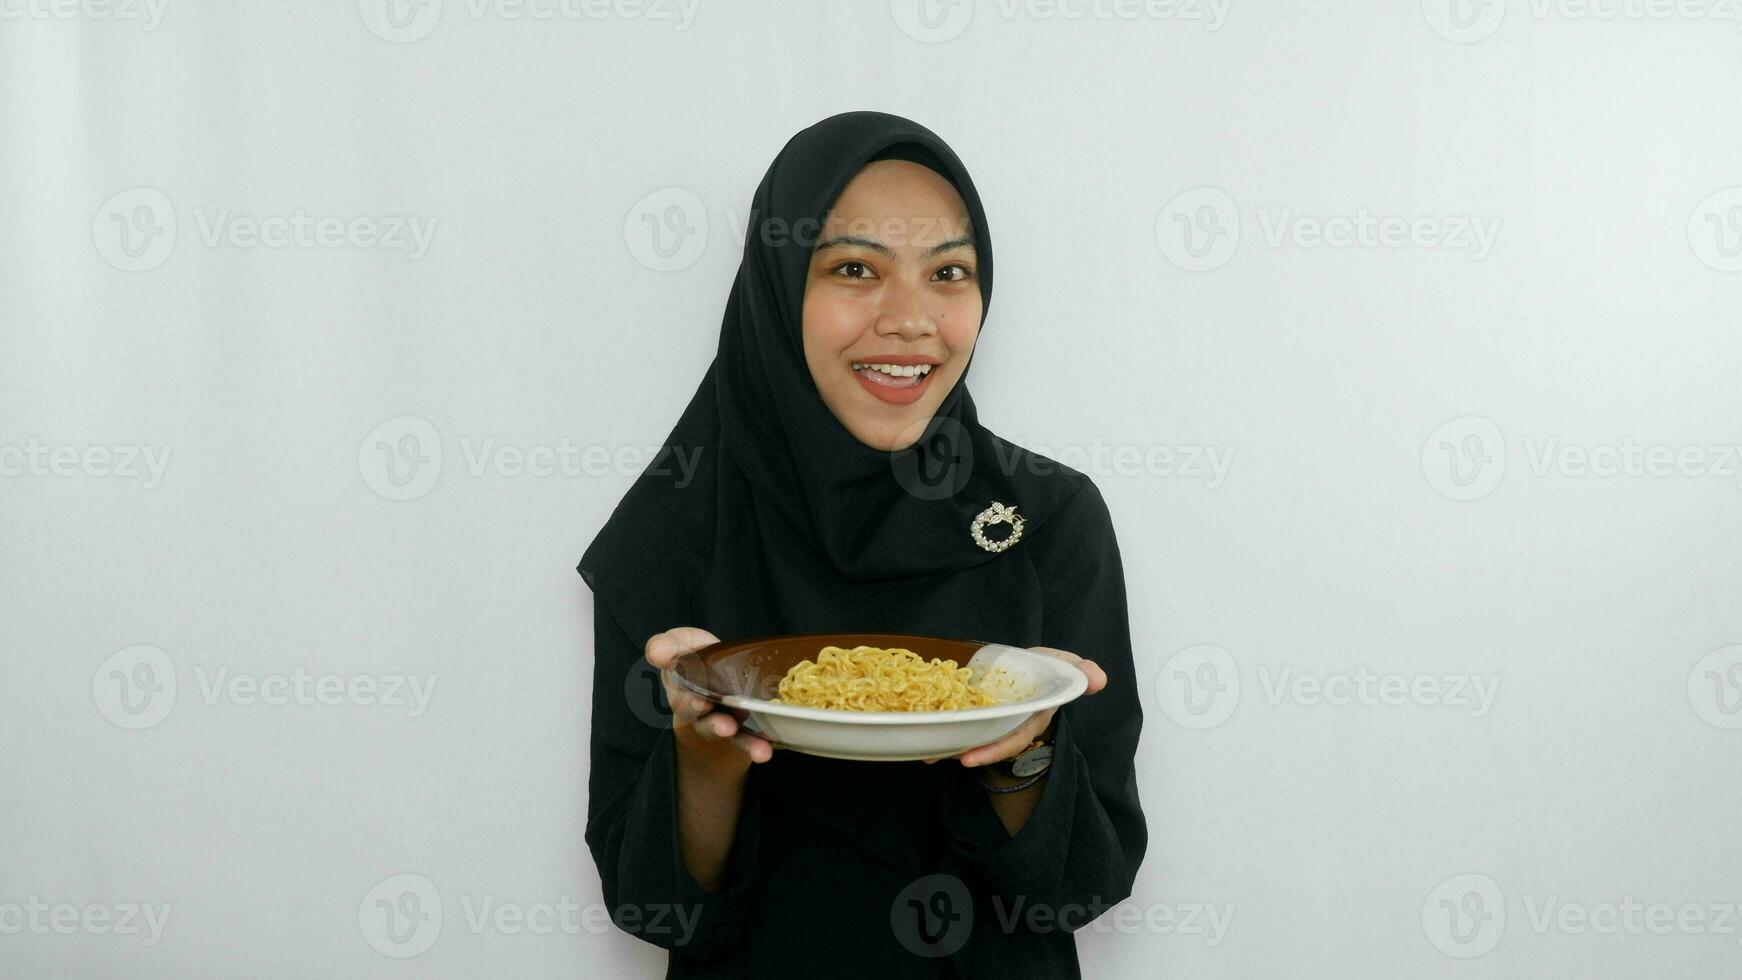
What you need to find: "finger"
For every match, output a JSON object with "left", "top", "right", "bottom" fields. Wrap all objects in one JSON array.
[
  {"left": 690, "top": 709, "right": 738, "bottom": 742},
  {"left": 667, "top": 690, "right": 715, "bottom": 726},
  {"left": 1080, "top": 659, "right": 1108, "bottom": 694},
  {"left": 730, "top": 731, "right": 774, "bottom": 764},
  {"left": 1030, "top": 646, "right": 1108, "bottom": 694},
  {"left": 645, "top": 627, "right": 723, "bottom": 669},
  {"left": 960, "top": 711, "right": 1051, "bottom": 768}
]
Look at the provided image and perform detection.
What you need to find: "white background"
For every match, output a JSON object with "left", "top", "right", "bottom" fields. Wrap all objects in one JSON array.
[{"left": 3, "top": 0, "right": 1741, "bottom": 976}]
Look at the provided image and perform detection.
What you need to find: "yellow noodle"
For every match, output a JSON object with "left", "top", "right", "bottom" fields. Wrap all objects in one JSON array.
[{"left": 772, "top": 645, "right": 999, "bottom": 712}]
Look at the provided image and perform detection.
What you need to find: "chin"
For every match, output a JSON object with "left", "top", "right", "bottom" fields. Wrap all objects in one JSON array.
[{"left": 853, "top": 415, "right": 930, "bottom": 453}]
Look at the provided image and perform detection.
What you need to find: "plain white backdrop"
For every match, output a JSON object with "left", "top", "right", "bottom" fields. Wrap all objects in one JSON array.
[{"left": 3, "top": 1, "right": 1741, "bottom": 976}]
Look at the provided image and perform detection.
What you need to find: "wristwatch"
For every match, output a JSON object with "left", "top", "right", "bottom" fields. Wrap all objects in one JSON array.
[{"left": 978, "top": 713, "right": 1059, "bottom": 793}]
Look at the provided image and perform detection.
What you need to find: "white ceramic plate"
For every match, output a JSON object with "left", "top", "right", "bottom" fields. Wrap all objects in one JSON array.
[{"left": 666, "top": 633, "right": 1088, "bottom": 762}]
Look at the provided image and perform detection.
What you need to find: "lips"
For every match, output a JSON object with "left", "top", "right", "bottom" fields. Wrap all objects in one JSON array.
[{"left": 852, "top": 363, "right": 936, "bottom": 405}]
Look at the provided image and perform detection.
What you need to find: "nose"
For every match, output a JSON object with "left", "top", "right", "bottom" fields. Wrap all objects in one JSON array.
[{"left": 874, "top": 278, "right": 938, "bottom": 340}]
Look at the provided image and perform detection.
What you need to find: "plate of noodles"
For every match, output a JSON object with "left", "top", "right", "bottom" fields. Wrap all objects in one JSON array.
[{"left": 664, "top": 633, "right": 1089, "bottom": 762}]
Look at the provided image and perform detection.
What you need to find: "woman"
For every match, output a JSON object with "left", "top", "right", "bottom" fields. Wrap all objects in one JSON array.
[{"left": 578, "top": 110, "right": 1146, "bottom": 978}]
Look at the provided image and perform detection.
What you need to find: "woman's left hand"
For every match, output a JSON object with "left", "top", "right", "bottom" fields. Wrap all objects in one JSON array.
[{"left": 923, "top": 646, "right": 1108, "bottom": 767}]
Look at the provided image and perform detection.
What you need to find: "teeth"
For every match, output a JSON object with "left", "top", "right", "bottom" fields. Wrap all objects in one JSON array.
[{"left": 851, "top": 362, "right": 933, "bottom": 377}]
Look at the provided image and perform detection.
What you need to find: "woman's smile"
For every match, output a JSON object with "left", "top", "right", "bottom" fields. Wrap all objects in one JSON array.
[{"left": 850, "top": 355, "right": 940, "bottom": 404}]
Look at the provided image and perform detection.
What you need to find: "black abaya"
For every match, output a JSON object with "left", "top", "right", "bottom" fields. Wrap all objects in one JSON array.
[{"left": 578, "top": 111, "right": 1148, "bottom": 978}]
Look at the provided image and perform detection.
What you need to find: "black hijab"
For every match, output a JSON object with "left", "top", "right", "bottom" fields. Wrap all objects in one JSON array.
[{"left": 577, "top": 109, "right": 1090, "bottom": 657}]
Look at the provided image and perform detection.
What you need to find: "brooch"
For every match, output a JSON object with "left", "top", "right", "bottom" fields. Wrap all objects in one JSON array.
[{"left": 970, "top": 501, "right": 1025, "bottom": 553}]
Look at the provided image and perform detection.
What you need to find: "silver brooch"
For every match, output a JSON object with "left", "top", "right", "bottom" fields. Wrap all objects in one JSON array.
[{"left": 970, "top": 500, "right": 1025, "bottom": 553}]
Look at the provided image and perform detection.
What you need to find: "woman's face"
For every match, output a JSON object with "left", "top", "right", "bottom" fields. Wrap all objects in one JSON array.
[{"left": 802, "top": 160, "right": 983, "bottom": 452}]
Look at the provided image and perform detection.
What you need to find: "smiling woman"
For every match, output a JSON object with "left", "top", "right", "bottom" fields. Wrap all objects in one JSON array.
[{"left": 577, "top": 111, "right": 1146, "bottom": 979}]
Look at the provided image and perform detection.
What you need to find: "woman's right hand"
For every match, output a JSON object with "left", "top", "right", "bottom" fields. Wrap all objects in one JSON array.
[{"left": 646, "top": 627, "right": 775, "bottom": 771}]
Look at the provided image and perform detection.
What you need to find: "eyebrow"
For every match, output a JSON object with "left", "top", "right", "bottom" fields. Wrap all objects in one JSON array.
[{"left": 813, "top": 235, "right": 977, "bottom": 259}]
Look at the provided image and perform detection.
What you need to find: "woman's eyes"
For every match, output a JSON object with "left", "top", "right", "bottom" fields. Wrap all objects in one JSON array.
[{"left": 829, "top": 260, "right": 976, "bottom": 282}]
